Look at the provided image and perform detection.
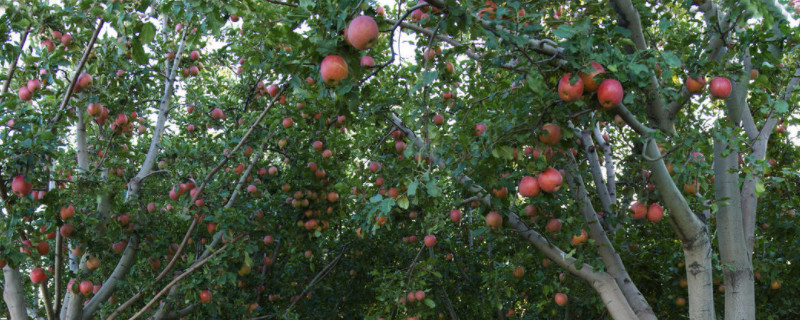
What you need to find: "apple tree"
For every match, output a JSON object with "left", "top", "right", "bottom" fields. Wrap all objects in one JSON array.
[{"left": 1, "top": 0, "right": 799, "bottom": 319}]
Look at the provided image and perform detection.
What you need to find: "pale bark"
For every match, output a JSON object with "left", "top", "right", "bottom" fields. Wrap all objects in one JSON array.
[
  {"left": 644, "top": 140, "right": 715, "bottom": 320},
  {"left": 3, "top": 266, "right": 28, "bottom": 320},
  {"left": 565, "top": 164, "right": 656, "bottom": 320},
  {"left": 127, "top": 29, "right": 188, "bottom": 200},
  {"left": 714, "top": 137, "right": 755, "bottom": 320},
  {"left": 81, "top": 239, "right": 138, "bottom": 319}
]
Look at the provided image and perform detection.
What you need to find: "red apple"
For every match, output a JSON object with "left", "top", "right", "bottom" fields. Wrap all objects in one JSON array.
[
  {"left": 26, "top": 79, "right": 41, "bottom": 92},
  {"left": 686, "top": 76, "right": 706, "bottom": 94},
  {"left": 190, "top": 50, "right": 200, "bottom": 61},
  {"left": 60, "top": 204, "right": 75, "bottom": 220},
  {"left": 79, "top": 280, "right": 93, "bottom": 296},
  {"left": 200, "top": 290, "right": 212, "bottom": 303},
  {"left": 475, "top": 123, "right": 487, "bottom": 136},
  {"left": 538, "top": 168, "right": 562, "bottom": 193},
  {"left": 360, "top": 55, "right": 375, "bottom": 67},
  {"left": 30, "top": 268, "right": 47, "bottom": 284},
  {"left": 11, "top": 175, "right": 33, "bottom": 197},
  {"left": 433, "top": 114, "right": 444, "bottom": 125},
  {"left": 513, "top": 265, "right": 525, "bottom": 278},
  {"left": 546, "top": 218, "right": 562, "bottom": 233},
  {"left": 597, "top": 79, "right": 623, "bottom": 109},
  {"left": 647, "top": 203, "right": 664, "bottom": 222},
  {"left": 369, "top": 161, "right": 381, "bottom": 173},
  {"left": 557, "top": 73, "right": 584, "bottom": 102},
  {"left": 268, "top": 166, "right": 278, "bottom": 176},
  {"left": 485, "top": 211, "right": 502, "bottom": 229},
  {"left": 539, "top": 123, "right": 561, "bottom": 145},
  {"left": 320, "top": 55, "right": 349, "bottom": 86},
  {"left": 579, "top": 61, "right": 605, "bottom": 92},
  {"left": 554, "top": 293, "right": 567, "bottom": 306},
  {"left": 18, "top": 86, "right": 32, "bottom": 101},
  {"left": 424, "top": 235, "right": 437, "bottom": 247},
  {"left": 449, "top": 209, "right": 462, "bottom": 223},
  {"left": 347, "top": 16, "right": 379, "bottom": 50},
  {"left": 571, "top": 229, "right": 588, "bottom": 245},
  {"left": 211, "top": 108, "right": 225, "bottom": 119},
  {"left": 60, "top": 34, "right": 73, "bottom": 46},
  {"left": 630, "top": 201, "right": 647, "bottom": 219},
  {"left": 518, "top": 176, "right": 540, "bottom": 197},
  {"left": 709, "top": 77, "right": 731, "bottom": 99}
]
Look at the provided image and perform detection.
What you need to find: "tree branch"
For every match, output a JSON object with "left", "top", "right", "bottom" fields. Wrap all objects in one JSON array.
[{"left": 0, "top": 24, "right": 31, "bottom": 102}]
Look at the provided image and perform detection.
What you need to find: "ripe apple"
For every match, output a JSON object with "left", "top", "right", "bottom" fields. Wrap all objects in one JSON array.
[
  {"left": 247, "top": 185, "right": 258, "bottom": 195},
  {"left": 433, "top": 113, "right": 444, "bottom": 125},
  {"left": 320, "top": 55, "right": 349, "bottom": 86},
  {"left": 444, "top": 61, "right": 455, "bottom": 74},
  {"left": 647, "top": 203, "right": 664, "bottom": 222},
  {"left": 709, "top": 77, "right": 731, "bottom": 99},
  {"left": 450, "top": 209, "right": 462, "bottom": 223},
  {"left": 750, "top": 69, "right": 758, "bottom": 80},
  {"left": 369, "top": 161, "right": 381, "bottom": 173},
  {"left": 347, "top": 16, "right": 379, "bottom": 50},
  {"left": 395, "top": 141, "right": 406, "bottom": 152},
  {"left": 36, "top": 241, "right": 50, "bottom": 255},
  {"left": 424, "top": 235, "right": 437, "bottom": 247},
  {"left": 60, "top": 34, "right": 73, "bottom": 46},
  {"left": 282, "top": 117, "right": 294, "bottom": 128},
  {"left": 518, "top": 176, "right": 540, "bottom": 197},
  {"left": 268, "top": 166, "right": 278, "bottom": 175},
  {"left": 597, "top": 79, "right": 623, "bottom": 109},
  {"left": 27, "top": 79, "right": 41, "bottom": 92},
  {"left": 538, "top": 168, "right": 562, "bottom": 193},
  {"left": 190, "top": 50, "right": 200, "bottom": 61},
  {"left": 360, "top": 55, "right": 375, "bottom": 67},
  {"left": 376, "top": 6, "right": 386, "bottom": 16},
  {"left": 60, "top": 224, "right": 74, "bottom": 238},
  {"left": 200, "top": 290, "right": 212, "bottom": 303},
  {"left": 485, "top": 211, "right": 502, "bottom": 229},
  {"left": 579, "top": 61, "right": 605, "bottom": 92},
  {"left": 211, "top": 108, "right": 225, "bottom": 119},
  {"left": 30, "top": 268, "right": 47, "bottom": 284},
  {"left": 676, "top": 297, "right": 686, "bottom": 306},
  {"left": 414, "top": 290, "right": 425, "bottom": 301},
  {"left": 554, "top": 293, "right": 567, "bottom": 306},
  {"left": 78, "top": 280, "right": 93, "bottom": 296},
  {"left": 685, "top": 76, "right": 706, "bottom": 93},
  {"left": 571, "top": 229, "right": 588, "bottom": 245},
  {"left": 60, "top": 205, "right": 76, "bottom": 219},
  {"left": 77, "top": 73, "right": 93, "bottom": 90},
  {"left": 12, "top": 175, "right": 33, "bottom": 197},
  {"left": 475, "top": 123, "right": 487, "bottom": 136},
  {"left": 322, "top": 149, "right": 333, "bottom": 158},
  {"left": 513, "top": 265, "right": 525, "bottom": 278},
  {"left": 557, "top": 73, "right": 584, "bottom": 102},
  {"left": 630, "top": 201, "right": 647, "bottom": 219},
  {"left": 43, "top": 39, "right": 55, "bottom": 52},
  {"left": 18, "top": 86, "right": 33, "bottom": 101},
  {"left": 539, "top": 123, "right": 561, "bottom": 145},
  {"left": 546, "top": 218, "right": 562, "bottom": 233}
]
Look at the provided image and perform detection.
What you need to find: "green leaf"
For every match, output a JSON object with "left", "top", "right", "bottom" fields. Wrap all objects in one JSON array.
[
  {"left": 426, "top": 181, "right": 441, "bottom": 197},
  {"left": 140, "top": 23, "right": 156, "bottom": 43},
  {"left": 397, "top": 195, "right": 409, "bottom": 209},
  {"left": 370, "top": 194, "right": 383, "bottom": 203},
  {"left": 774, "top": 100, "right": 788, "bottom": 114},
  {"left": 422, "top": 70, "right": 438, "bottom": 85},
  {"left": 131, "top": 39, "right": 148, "bottom": 65},
  {"left": 662, "top": 52, "right": 682, "bottom": 68},
  {"left": 424, "top": 298, "right": 436, "bottom": 308},
  {"left": 407, "top": 182, "right": 418, "bottom": 196},
  {"left": 553, "top": 24, "right": 577, "bottom": 38},
  {"left": 754, "top": 181, "right": 765, "bottom": 196}
]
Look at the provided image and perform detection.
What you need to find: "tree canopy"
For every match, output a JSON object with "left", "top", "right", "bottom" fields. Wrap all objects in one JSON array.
[{"left": 1, "top": 0, "right": 799, "bottom": 319}]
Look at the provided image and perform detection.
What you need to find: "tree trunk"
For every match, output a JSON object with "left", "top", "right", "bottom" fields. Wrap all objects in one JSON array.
[
  {"left": 682, "top": 233, "right": 716, "bottom": 320},
  {"left": 713, "top": 138, "right": 755, "bottom": 320},
  {"left": 3, "top": 266, "right": 28, "bottom": 319}
]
